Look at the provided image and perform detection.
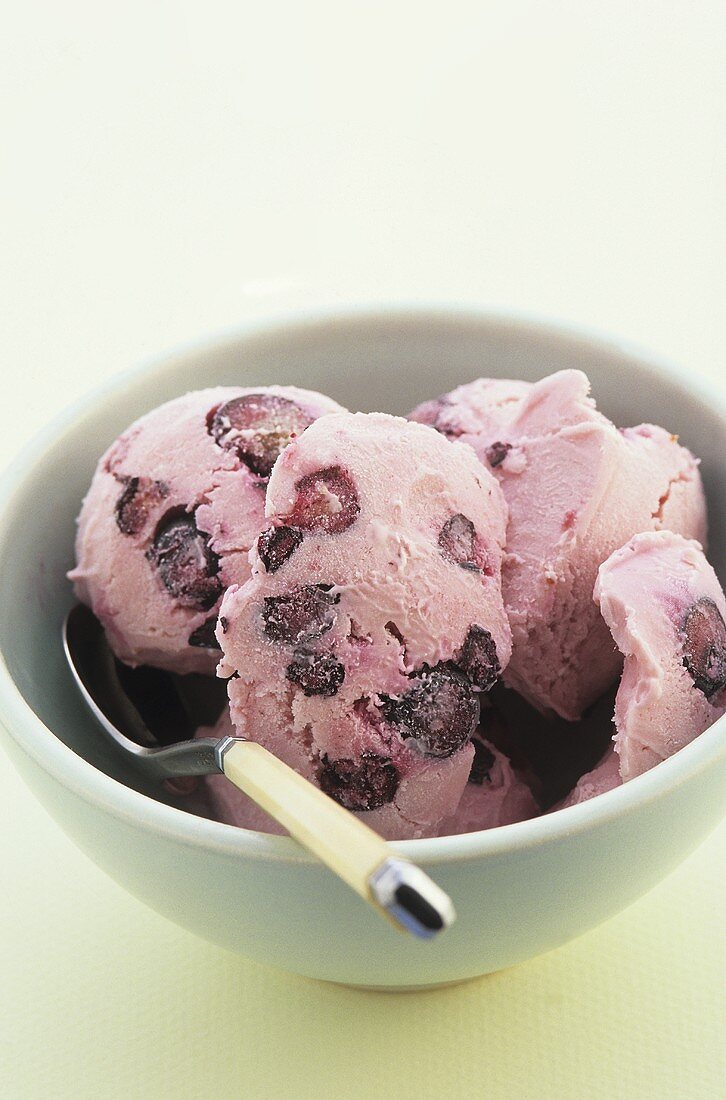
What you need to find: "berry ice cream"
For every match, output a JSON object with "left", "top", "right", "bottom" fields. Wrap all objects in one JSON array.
[
  {"left": 411, "top": 370, "right": 707, "bottom": 720},
  {"left": 216, "top": 411, "right": 513, "bottom": 840},
  {"left": 437, "top": 730, "right": 538, "bottom": 835},
  {"left": 595, "top": 531, "right": 726, "bottom": 780},
  {"left": 197, "top": 710, "right": 536, "bottom": 836},
  {"left": 70, "top": 387, "right": 344, "bottom": 674},
  {"left": 69, "top": 361, "right": 723, "bottom": 839}
]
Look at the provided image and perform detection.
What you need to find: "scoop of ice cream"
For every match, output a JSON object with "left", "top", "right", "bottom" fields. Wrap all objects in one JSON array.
[
  {"left": 217, "top": 411, "right": 512, "bottom": 840},
  {"left": 437, "top": 731, "right": 538, "bottom": 835},
  {"left": 553, "top": 745, "right": 622, "bottom": 810},
  {"left": 411, "top": 370, "right": 707, "bottom": 719},
  {"left": 595, "top": 531, "right": 726, "bottom": 780},
  {"left": 70, "top": 386, "right": 344, "bottom": 674}
]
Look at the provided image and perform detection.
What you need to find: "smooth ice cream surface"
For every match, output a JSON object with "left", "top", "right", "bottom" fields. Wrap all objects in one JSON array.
[
  {"left": 217, "top": 411, "right": 513, "bottom": 839},
  {"left": 411, "top": 369, "right": 707, "bottom": 720},
  {"left": 595, "top": 531, "right": 726, "bottom": 780},
  {"left": 70, "top": 386, "right": 343, "bottom": 674}
]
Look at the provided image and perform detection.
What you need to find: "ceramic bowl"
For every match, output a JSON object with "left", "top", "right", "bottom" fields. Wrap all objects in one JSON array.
[{"left": 0, "top": 306, "right": 724, "bottom": 989}]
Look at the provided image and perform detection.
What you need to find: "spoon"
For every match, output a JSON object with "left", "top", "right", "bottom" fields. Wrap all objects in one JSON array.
[{"left": 63, "top": 604, "right": 455, "bottom": 938}]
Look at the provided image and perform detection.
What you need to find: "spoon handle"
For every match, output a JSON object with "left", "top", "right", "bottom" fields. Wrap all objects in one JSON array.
[{"left": 217, "top": 737, "right": 455, "bottom": 939}]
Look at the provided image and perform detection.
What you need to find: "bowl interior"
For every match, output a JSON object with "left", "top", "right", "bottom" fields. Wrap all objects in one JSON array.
[{"left": 1, "top": 309, "right": 724, "bottom": 805}]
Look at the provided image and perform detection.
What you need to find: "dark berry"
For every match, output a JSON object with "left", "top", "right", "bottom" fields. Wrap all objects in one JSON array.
[
  {"left": 682, "top": 597, "right": 726, "bottom": 700},
  {"left": 414, "top": 399, "right": 463, "bottom": 440},
  {"left": 209, "top": 393, "right": 314, "bottom": 477},
  {"left": 458, "top": 625, "right": 500, "bottom": 691},
  {"left": 286, "top": 651, "right": 345, "bottom": 696},
  {"left": 114, "top": 476, "right": 169, "bottom": 536},
  {"left": 258, "top": 525, "right": 303, "bottom": 572},
  {"left": 438, "top": 513, "right": 479, "bottom": 571},
  {"left": 318, "top": 753, "right": 399, "bottom": 811},
  {"left": 188, "top": 615, "right": 222, "bottom": 650},
  {"left": 385, "top": 620, "right": 405, "bottom": 645},
  {"left": 468, "top": 738, "right": 495, "bottom": 785},
  {"left": 485, "top": 441, "right": 511, "bottom": 468},
  {"left": 262, "top": 584, "right": 338, "bottom": 645},
  {"left": 379, "top": 662, "right": 478, "bottom": 758},
  {"left": 286, "top": 466, "right": 360, "bottom": 534},
  {"left": 147, "top": 512, "right": 222, "bottom": 611}
]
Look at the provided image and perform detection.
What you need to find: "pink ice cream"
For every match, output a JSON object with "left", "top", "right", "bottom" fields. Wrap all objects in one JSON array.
[
  {"left": 198, "top": 711, "right": 536, "bottom": 836},
  {"left": 216, "top": 411, "right": 512, "bottom": 840},
  {"left": 554, "top": 746, "right": 622, "bottom": 810},
  {"left": 411, "top": 370, "right": 707, "bottom": 720},
  {"left": 437, "top": 731, "right": 538, "bottom": 835},
  {"left": 70, "top": 386, "right": 344, "bottom": 674},
  {"left": 595, "top": 531, "right": 726, "bottom": 780}
]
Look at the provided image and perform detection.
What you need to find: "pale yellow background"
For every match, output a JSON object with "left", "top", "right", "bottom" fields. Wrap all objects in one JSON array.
[{"left": 1, "top": 2, "right": 724, "bottom": 1097}]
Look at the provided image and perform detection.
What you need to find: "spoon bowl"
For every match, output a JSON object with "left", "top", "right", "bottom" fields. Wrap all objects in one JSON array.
[
  {"left": 63, "top": 603, "right": 224, "bottom": 779},
  {"left": 62, "top": 603, "right": 455, "bottom": 938}
]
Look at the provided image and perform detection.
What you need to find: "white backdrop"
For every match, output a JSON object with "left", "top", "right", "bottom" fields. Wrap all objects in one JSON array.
[
  {"left": 1, "top": 0, "right": 724, "bottom": 467},
  {"left": 0, "top": 4, "right": 724, "bottom": 1097}
]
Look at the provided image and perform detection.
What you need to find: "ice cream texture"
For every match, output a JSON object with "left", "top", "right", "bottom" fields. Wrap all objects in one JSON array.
[
  {"left": 410, "top": 369, "right": 707, "bottom": 720},
  {"left": 70, "top": 386, "right": 344, "bottom": 674},
  {"left": 198, "top": 710, "right": 536, "bottom": 835},
  {"left": 216, "top": 411, "right": 513, "bottom": 839},
  {"left": 595, "top": 531, "right": 726, "bottom": 780}
]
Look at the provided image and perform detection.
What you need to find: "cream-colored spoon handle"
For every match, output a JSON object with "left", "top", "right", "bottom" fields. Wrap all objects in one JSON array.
[{"left": 218, "top": 738, "right": 455, "bottom": 938}]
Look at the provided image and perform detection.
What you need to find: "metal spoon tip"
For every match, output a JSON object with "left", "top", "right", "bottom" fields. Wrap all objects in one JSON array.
[{"left": 369, "top": 858, "right": 456, "bottom": 938}]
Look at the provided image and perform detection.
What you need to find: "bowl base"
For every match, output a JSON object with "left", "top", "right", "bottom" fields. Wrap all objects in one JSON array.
[{"left": 332, "top": 976, "right": 480, "bottom": 993}]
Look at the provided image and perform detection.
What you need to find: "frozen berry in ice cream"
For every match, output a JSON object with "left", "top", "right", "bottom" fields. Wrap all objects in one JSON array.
[
  {"left": 318, "top": 753, "right": 399, "bottom": 811},
  {"left": 467, "top": 737, "right": 495, "bottom": 785},
  {"left": 438, "top": 513, "right": 479, "bottom": 571},
  {"left": 380, "top": 663, "right": 479, "bottom": 758},
  {"left": 286, "top": 466, "right": 360, "bottom": 534},
  {"left": 258, "top": 525, "right": 304, "bottom": 573},
  {"left": 485, "top": 441, "right": 511, "bottom": 468},
  {"left": 262, "top": 585, "right": 339, "bottom": 645},
  {"left": 147, "top": 512, "right": 222, "bottom": 611},
  {"left": 458, "top": 625, "right": 500, "bottom": 691},
  {"left": 286, "top": 651, "right": 345, "bottom": 696},
  {"left": 681, "top": 597, "right": 726, "bottom": 700},
  {"left": 114, "top": 476, "right": 169, "bottom": 536},
  {"left": 209, "top": 393, "right": 314, "bottom": 478}
]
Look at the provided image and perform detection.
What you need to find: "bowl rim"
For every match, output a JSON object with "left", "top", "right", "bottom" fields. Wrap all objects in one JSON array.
[{"left": 0, "top": 301, "right": 724, "bottom": 866}]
